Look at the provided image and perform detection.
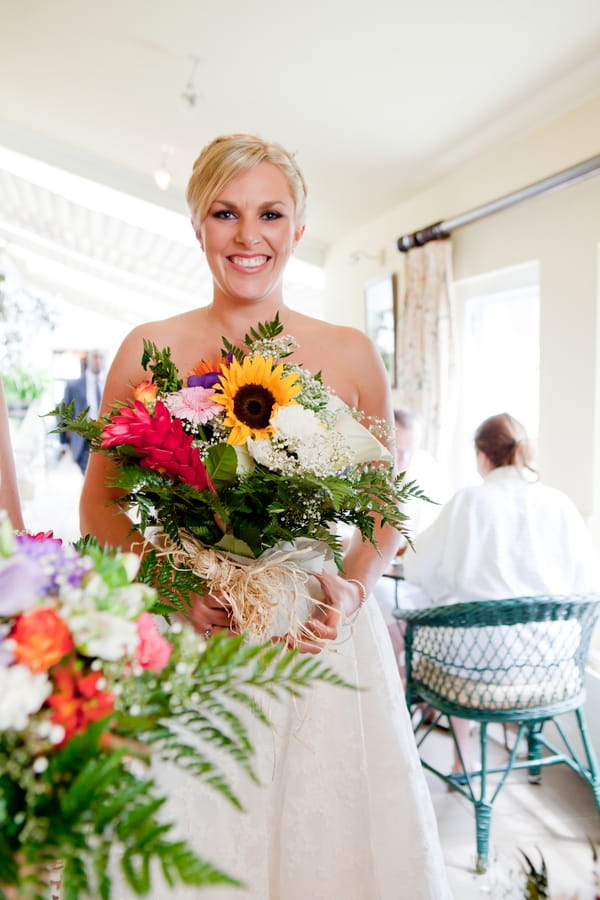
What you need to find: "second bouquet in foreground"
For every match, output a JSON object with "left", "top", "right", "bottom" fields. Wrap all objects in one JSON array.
[{"left": 55, "top": 316, "right": 424, "bottom": 639}]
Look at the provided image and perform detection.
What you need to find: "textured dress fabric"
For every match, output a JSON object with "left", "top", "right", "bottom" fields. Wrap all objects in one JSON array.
[{"left": 115, "top": 598, "right": 452, "bottom": 899}]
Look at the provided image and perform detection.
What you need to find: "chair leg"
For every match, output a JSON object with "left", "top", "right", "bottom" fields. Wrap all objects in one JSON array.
[
  {"left": 527, "top": 722, "right": 543, "bottom": 784},
  {"left": 474, "top": 800, "right": 493, "bottom": 874},
  {"left": 473, "top": 722, "right": 494, "bottom": 873},
  {"left": 575, "top": 707, "right": 600, "bottom": 813}
]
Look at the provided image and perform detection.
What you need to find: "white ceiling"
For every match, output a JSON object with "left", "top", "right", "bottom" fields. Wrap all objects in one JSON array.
[{"left": 1, "top": 0, "right": 600, "bottom": 323}]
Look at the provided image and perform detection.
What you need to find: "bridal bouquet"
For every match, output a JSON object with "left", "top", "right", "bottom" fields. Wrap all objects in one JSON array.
[
  {"left": 0, "top": 517, "right": 348, "bottom": 899},
  {"left": 54, "top": 315, "right": 423, "bottom": 640}
]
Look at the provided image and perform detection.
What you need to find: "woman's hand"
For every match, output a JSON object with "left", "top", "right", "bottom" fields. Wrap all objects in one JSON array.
[
  {"left": 277, "top": 571, "right": 359, "bottom": 655},
  {"left": 183, "top": 590, "right": 234, "bottom": 639}
]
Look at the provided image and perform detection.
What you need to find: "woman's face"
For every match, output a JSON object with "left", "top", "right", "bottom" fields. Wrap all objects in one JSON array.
[{"left": 198, "top": 161, "right": 304, "bottom": 306}]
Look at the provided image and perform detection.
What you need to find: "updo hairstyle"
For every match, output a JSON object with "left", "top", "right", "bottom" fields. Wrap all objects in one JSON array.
[
  {"left": 186, "top": 133, "right": 308, "bottom": 230},
  {"left": 474, "top": 413, "right": 536, "bottom": 473}
]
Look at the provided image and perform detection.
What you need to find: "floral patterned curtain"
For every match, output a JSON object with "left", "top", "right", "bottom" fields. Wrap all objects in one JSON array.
[{"left": 395, "top": 240, "right": 456, "bottom": 460}]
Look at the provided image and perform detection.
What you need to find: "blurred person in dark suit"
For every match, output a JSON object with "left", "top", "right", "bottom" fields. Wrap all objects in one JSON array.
[{"left": 59, "top": 349, "right": 106, "bottom": 475}]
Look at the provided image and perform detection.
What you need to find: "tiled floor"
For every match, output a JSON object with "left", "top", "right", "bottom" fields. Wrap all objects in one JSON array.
[{"left": 20, "top": 460, "right": 600, "bottom": 900}]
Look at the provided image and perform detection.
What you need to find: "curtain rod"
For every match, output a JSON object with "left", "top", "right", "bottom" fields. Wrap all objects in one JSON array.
[{"left": 396, "top": 153, "right": 600, "bottom": 253}]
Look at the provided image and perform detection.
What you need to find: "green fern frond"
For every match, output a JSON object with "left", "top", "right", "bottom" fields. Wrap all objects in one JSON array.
[
  {"left": 221, "top": 312, "right": 285, "bottom": 363},
  {"left": 245, "top": 311, "right": 284, "bottom": 345},
  {"left": 140, "top": 340, "right": 183, "bottom": 393},
  {"left": 47, "top": 401, "right": 101, "bottom": 442}
]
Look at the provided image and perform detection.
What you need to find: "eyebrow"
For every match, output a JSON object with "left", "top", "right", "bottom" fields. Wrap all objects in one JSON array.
[{"left": 212, "top": 200, "right": 288, "bottom": 209}]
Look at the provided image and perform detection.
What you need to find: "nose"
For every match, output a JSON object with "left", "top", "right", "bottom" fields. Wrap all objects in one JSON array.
[{"left": 235, "top": 217, "right": 260, "bottom": 247}]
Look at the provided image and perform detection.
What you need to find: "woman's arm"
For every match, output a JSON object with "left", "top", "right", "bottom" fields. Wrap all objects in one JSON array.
[
  {"left": 338, "top": 328, "right": 403, "bottom": 596},
  {"left": 80, "top": 327, "right": 148, "bottom": 549},
  {"left": 0, "top": 379, "right": 25, "bottom": 532}
]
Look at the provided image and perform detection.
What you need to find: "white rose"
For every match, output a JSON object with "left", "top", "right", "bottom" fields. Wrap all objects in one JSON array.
[
  {"left": 272, "top": 404, "right": 322, "bottom": 440},
  {"left": 0, "top": 665, "right": 51, "bottom": 730},
  {"left": 247, "top": 438, "right": 278, "bottom": 468}
]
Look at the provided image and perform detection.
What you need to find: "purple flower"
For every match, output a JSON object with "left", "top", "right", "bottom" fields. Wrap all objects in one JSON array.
[
  {"left": 0, "top": 555, "right": 46, "bottom": 615},
  {"left": 187, "top": 373, "right": 222, "bottom": 389},
  {"left": 14, "top": 536, "right": 91, "bottom": 593}
]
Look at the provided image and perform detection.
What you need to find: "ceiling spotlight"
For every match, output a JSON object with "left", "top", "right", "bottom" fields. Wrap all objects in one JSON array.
[
  {"left": 153, "top": 145, "right": 175, "bottom": 191},
  {"left": 178, "top": 55, "right": 203, "bottom": 114}
]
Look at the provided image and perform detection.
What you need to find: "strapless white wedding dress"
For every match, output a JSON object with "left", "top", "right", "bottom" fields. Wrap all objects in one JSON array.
[{"left": 116, "top": 597, "right": 452, "bottom": 899}]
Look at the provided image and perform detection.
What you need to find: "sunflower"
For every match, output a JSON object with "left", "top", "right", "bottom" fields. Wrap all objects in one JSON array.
[{"left": 215, "top": 355, "right": 301, "bottom": 444}]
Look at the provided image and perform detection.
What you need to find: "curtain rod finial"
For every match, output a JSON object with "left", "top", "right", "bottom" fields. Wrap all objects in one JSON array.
[{"left": 397, "top": 222, "right": 449, "bottom": 253}]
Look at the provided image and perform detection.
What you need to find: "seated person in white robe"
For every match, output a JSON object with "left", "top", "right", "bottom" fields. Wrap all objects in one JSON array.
[{"left": 401, "top": 412, "right": 600, "bottom": 773}]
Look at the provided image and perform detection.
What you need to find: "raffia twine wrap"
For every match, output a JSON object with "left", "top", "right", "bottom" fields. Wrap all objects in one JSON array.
[{"left": 151, "top": 529, "right": 336, "bottom": 641}]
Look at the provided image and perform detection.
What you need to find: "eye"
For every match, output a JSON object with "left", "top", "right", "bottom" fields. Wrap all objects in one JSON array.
[
  {"left": 212, "top": 209, "right": 237, "bottom": 220},
  {"left": 260, "top": 210, "right": 283, "bottom": 221}
]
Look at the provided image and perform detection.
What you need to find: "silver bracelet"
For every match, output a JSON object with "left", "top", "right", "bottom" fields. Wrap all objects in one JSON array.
[{"left": 345, "top": 578, "right": 367, "bottom": 620}]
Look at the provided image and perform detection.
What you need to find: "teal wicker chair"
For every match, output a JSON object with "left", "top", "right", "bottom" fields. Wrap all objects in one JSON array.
[{"left": 394, "top": 594, "right": 600, "bottom": 873}]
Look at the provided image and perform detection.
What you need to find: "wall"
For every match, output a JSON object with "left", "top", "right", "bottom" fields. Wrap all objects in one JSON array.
[{"left": 324, "top": 94, "right": 600, "bottom": 543}]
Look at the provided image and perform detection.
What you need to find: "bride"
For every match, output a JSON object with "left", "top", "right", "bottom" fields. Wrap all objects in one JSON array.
[{"left": 80, "top": 133, "right": 453, "bottom": 899}]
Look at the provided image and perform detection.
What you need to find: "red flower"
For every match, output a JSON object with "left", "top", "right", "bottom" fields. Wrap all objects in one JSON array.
[
  {"left": 11, "top": 608, "right": 74, "bottom": 673},
  {"left": 47, "top": 661, "right": 115, "bottom": 744},
  {"left": 28, "top": 531, "right": 61, "bottom": 543},
  {"left": 101, "top": 400, "right": 215, "bottom": 492}
]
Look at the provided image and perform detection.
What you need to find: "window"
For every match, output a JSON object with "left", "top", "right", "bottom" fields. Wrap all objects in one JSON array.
[{"left": 453, "top": 262, "right": 540, "bottom": 488}]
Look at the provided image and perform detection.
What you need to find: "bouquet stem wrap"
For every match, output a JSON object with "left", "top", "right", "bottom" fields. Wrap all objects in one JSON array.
[{"left": 152, "top": 530, "right": 336, "bottom": 641}]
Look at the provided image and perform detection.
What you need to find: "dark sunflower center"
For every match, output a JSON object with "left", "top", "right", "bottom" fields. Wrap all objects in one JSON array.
[{"left": 233, "top": 383, "right": 275, "bottom": 429}]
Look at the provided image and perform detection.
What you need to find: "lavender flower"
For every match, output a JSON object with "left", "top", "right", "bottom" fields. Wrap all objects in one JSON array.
[
  {"left": 0, "top": 555, "right": 46, "bottom": 616},
  {"left": 15, "top": 536, "right": 91, "bottom": 593}
]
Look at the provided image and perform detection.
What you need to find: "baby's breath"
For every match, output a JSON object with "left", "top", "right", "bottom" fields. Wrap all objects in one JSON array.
[{"left": 248, "top": 334, "right": 298, "bottom": 360}]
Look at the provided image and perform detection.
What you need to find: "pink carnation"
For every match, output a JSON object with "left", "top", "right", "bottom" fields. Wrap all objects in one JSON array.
[
  {"left": 165, "top": 386, "right": 222, "bottom": 426},
  {"left": 135, "top": 612, "right": 172, "bottom": 672}
]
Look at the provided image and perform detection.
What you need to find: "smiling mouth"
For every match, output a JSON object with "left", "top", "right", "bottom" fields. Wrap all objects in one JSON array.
[{"left": 229, "top": 255, "right": 269, "bottom": 268}]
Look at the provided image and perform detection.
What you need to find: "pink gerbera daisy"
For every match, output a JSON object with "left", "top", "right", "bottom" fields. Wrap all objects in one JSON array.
[{"left": 165, "top": 387, "right": 223, "bottom": 426}]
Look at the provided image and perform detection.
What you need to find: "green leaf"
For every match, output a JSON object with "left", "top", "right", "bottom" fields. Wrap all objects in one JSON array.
[
  {"left": 204, "top": 443, "right": 238, "bottom": 488},
  {"left": 214, "top": 533, "right": 255, "bottom": 556}
]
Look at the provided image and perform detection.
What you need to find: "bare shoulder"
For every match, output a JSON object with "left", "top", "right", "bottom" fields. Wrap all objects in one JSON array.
[
  {"left": 104, "top": 308, "right": 211, "bottom": 405},
  {"left": 286, "top": 311, "right": 389, "bottom": 414},
  {"left": 125, "top": 308, "right": 206, "bottom": 347},
  {"left": 289, "top": 310, "right": 367, "bottom": 343},
  {"left": 288, "top": 311, "right": 376, "bottom": 364}
]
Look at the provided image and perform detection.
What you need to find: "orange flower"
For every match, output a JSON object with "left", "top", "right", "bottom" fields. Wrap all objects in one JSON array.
[
  {"left": 132, "top": 380, "right": 158, "bottom": 405},
  {"left": 11, "top": 608, "right": 74, "bottom": 673},
  {"left": 47, "top": 661, "right": 115, "bottom": 744},
  {"left": 187, "top": 359, "right": 223, "bottom": 378}
]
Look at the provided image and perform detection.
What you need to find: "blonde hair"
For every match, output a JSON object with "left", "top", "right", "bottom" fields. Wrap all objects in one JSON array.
[{"left": 186, "top": 133, "right": 308, "bottom": 229}]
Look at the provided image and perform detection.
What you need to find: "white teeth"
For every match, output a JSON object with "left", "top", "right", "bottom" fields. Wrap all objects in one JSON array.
[{"left": 230, "top": 256, "right": 268, "bottom": 268}]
